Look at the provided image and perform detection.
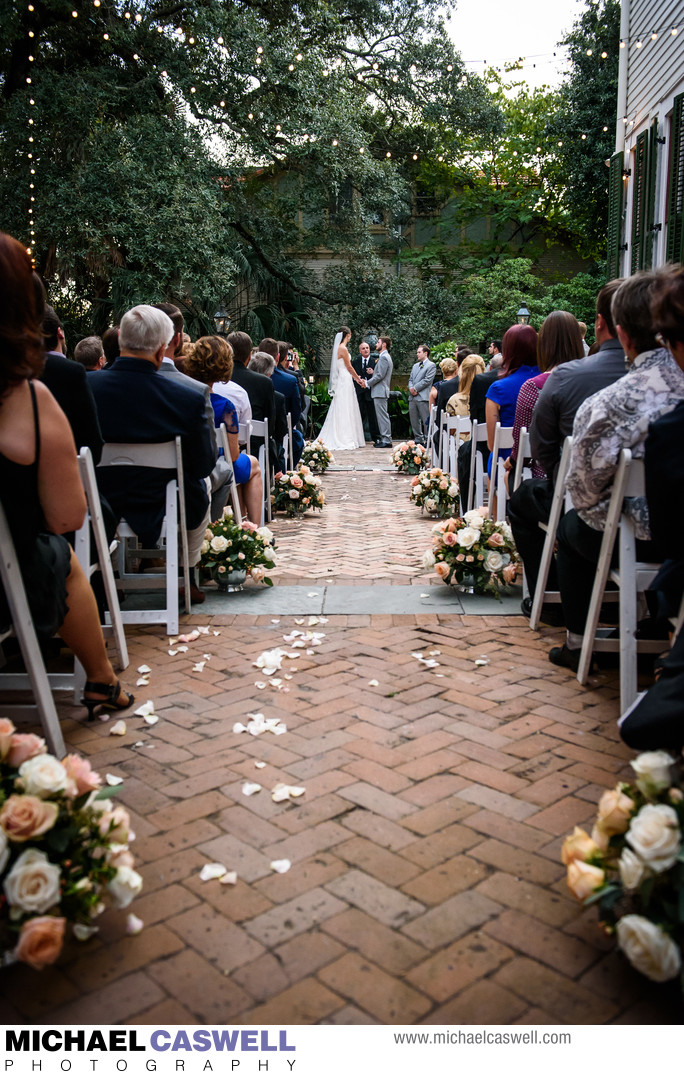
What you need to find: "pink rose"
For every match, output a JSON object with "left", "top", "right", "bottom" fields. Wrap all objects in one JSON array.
[
  {"left": 0, "top": 718, "right": 16, "bottom": 759},
  {"left": 442, "top": 532, "right": 457, "bottom": 546},
  {"left": 456, "top": 554, "right": 465, "bottom": 562},
  {"left": 14, "top": 916, "right": 65, "bottom": 970},
  {"left": 445, "top": 519, "right": 458, "bottom": 532},
  {"left": 0, "top": 795, "right": 58, "bottom": 842},
  {"left": 98, "top": 804, "right": 131, "bottom": 844},
  {"left": 466, "top": 555, "right": 474, "bottom": 563},
  {"left": 274, "top": 472, "right": 284, "bottom": 481},
  {"left": 413, "top": 456, "right": 422, "bottom": 465},
  {"left": 477, "top": 506, "right": 489, "bottom": 517},
  {"left": 107, "top": 846, "right": 135, "bottom": 870},
  {"left": 291, "top": 476, "right": 304, "bottom": 488},
  {"left": 7, "top": 734, "right": 46, "bottom": 768},
  {"left": 411, "top": 477, "right": 420, "bottom": 487},
  {"left": 434, "top": 562, "right": 450, "bottom": 579},
  {"left": 237, "top": 552, "right": 245, "bottom": 560},
  {"left": 241, "top": 520, "right": 258, "bottom": 532},
  {"left": 62, "top": 755, "right": 102, "bottom": 797},
  {"left": 439, "top": 479, "right": 448, "bottom": 490},
  {"left": 503, "top": 563, "right": 517, "bottom": 584},
  {"left": 487, "top": 532, "right": 505, "bottom": 547}
]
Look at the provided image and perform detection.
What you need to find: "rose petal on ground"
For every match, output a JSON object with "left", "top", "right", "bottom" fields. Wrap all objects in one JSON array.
[
  {"left": 196, "top": 626, "right": 210, "bottom": 634},
  {"left": 136, "top": 677, "right": 149, "bottom": 687},
  {"left": 319, "top": 617, "right": 328, "bottom": 624},
  {"left": 429, "top": 650, "right": 441, "bottom": 656},
  {"left": 242, "top": 782, "right": 262, "bottom": 796},
  {"left": 255, "top": 682, "right": 266, "bottom": 689},
  {"left": 203, "top": 654, "right": 211, "bottom": 660},
  {"left": 212, "top": 630, "right": 221, "bottom": 636},
  {"left": 133, "top": 741, "right": 145, "bottom": 747},
  {"left": 271, "top": 619, "right": 280, "bottom": 624},
  {"left": 306, "top": 648, "right": 315, "bottom": 655},
  {"left": 270, "top": 678, "right": 282, "bottom": 686},
  {"left": 192, "top": 662, "right": 206, "bottom": 673},
  {"left": 307, "top": 592, "right": 319, "bottom": 597},
  {"left": 167, "top": 649, "right": 178, "bottom": 656},
  {"left": 176, "top": 645, "right": 188, "bottom": 653},
  {"left": 105, "top": 774, "right": 123, "bottom": 786},
  {"left": 410, "top": 652, "right": 423, "bottom": 659},
  {"left": 144, "top": 714, "right": 159, "bottom": 726},
  {"left": 475, "top": 658, "right": 489, "bottom": 666},
  {"left": 272, "top": 783, "right": 305, "bottom": 802},
  {"left": 270, "top": 859, "right": 291, "bottom": 873},
  {"left": 233, "top": 722, "right": 248, "bottom": 733},
  {"left": 420, "top": 593, "right": 430, "bottom": 598},
  {"left": 255, "top": 761, "right": 266, "bottom": 769},
  {"left": 284, "top": 674, "right": 292, "bottom": 680},
  {"left": 199, "top": 863, "right": 227, "bottom": 882},
  {"left": 178, "top": 631, "right": 200, "bottom": 643},
  {"left": 109, "top": 720, "right": 127, "bottom": 736},
  {"left": 295, "top": 619, "right": 304, "bottom": 625},
  {"left": 368, "top": 679, "right": 379, "bottom": 687},
  {"left": 220, "top": 871, "right": 238, "bottom": 885},
  {"left": 137, "top": 665, "right": 151, "bottom": 674},
  {"left": 126, "top": 914, "right": 144, "bottom": 936}
]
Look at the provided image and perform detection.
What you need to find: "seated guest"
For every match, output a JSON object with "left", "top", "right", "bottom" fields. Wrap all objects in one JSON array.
[
  {"left": 0, "top": 232, "right": 134, "bottom": 719},
  {"left": 250, "top": 350, "right": 289, "bottom": 469},
  {"left": 74, "top": 335, "right": 106, "bottom": 372},
  {"left": 429, "top": 357, "right": 460, "bottom": 451},
  {"left": 578, "top": 321, "right": 590, "bottom": 355},
  {"left": 262, "top": 337, "right": 304, "bottom": 464},
  {"left": 89, "top": 305, "right": 215, "bottom": 605},
  {"left": 550, "top": 270, "right": 684, "bottom": 670},
  {"left": 40, "top": 302, "right": 103, "bottom": 464},
  {"left": 508, "top": 311, "right": 584, "bottom": 479},
  {"left": 227, "top": 330, "right": 278, "bottom": 470},
  {"left": 509, "top": 280, "right": 627, "bottom": 614},
  {"left": 485, "top": 324, "right": 539, "bottom": 476},
  {"left": 102, "top": 325, "right": 120, "bottom": 369},
  {"left": 185, "top": 336, "right": 264, "bottom": 524},
  {"left": 446, "top": 354, "right": 486, "bottom": 428}
]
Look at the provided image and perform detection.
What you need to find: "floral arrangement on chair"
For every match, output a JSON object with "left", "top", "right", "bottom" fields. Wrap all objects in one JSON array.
[
  {"left": 0, "top": 723, "right": 142, "bottom": 970},
  {"left": 390, "top": 441, "right": 428, "bottom": 475},
  {"left": 301, "top": 439, "right": 334, "bottom": 473},
  {"left": 272, "top": 465, "right": 325, "bottom": 517},
  {"left": 409, "top": 468, "right": 459, "bottom": 517},
  {"left": 200, "top": 509, "right": 276, "bottom": 586},
  {"left": 562, "top": 750, "right": 684, "bottom": 986},
  {"left": 422, "top": 507, "right": 520, "bottom": 598}
]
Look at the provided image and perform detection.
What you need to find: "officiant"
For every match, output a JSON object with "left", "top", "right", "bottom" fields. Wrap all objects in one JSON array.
[{"left": 352, "top": 338, "right": 379, "bottom": 443}]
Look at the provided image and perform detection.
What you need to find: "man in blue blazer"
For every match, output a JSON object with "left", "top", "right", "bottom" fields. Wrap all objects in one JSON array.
[
  {"left": 89, "top": 306, "right": 215, "bottom": 592},
  {"left": 261, "top": 337, "right": 304, "bottom": 465}
]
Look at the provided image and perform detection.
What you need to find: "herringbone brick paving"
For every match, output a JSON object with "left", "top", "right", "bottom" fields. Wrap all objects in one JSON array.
[{"left": 2, "top": 446, "right": 680, "bottom": 1024}]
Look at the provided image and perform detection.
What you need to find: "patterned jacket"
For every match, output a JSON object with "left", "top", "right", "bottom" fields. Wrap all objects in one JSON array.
[{"left": 567, "top": 347, "right": 684, "bottom": 538}]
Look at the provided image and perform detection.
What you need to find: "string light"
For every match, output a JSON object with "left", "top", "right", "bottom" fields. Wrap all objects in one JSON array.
[
  {"left": 412, "top": 154, "right": 418, "bottom": 160},
  {"left": 296, "top": 53, "right": 302, "bottom": 61},
  {"left": 256, "top": 46, "right": 263, "bottom": 53},
  {"left": 635, "top": 40, "right": 642, "bottom": 47},
  {"left": 332, "top": 139, "right": 338, "bottom": 145},
  {"left": 672, "top": 27, "right": 678, "bottom": 35},
  {"left": 217, "top": 36, "right": 223, "bottom": 44}
]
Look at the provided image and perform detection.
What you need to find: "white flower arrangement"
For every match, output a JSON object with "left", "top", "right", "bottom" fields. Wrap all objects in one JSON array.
[
  {"left": 390, "top": 441, "right": 428, "bottom": 474},
  {"left": 409, "top": 468, "right": 459, "bottom": 517},
  {"left": 300, "top": 440, "right": 334, "bottom": 472},
  {"left": 272, "top": 464, "right": 325, "bottom": 517}
]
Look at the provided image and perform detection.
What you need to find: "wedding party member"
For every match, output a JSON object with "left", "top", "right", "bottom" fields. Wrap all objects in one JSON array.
[
  {"left": 407, "top": 344, "right": 436, "bottom": 445},
  {"left": 352, "top": 340, "right": 379, "bottom": 442},
  {"left": 485, "top": 324, "right": 539, "bottom": 476},
  {"left": 509, "top": 280, "right": 626, "bottom": 613},
  {"left": 366, "top": 334, "right": 393, "bottom": 448},
  {"left": 89, "top": 304, "right": 215, "bottom": 604},
  {"left": 185, "top": 336, "right": 263, "bottom": 524},
  {"left": 318, "top": 327, "right": 366, "bottom": 450},
  {"left": 74, "top": 336, "right": 105, "bottom": 372},
  {"left": 0, "top": 231, "right": 134, "bottom": 720},
  {"left": 550, "top": 270, "right": 684, "bottom": 671}
]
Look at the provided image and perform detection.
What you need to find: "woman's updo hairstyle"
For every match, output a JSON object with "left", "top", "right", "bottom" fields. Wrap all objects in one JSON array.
[{"left": 184, "top": 335, "right": 234, "bottom": 386}]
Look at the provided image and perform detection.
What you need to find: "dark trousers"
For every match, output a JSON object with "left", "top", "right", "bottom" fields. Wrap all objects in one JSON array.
[
  {"left": 456, "top": 439, "right": 489, "bottom": 513},
  {"left": 508, "top": 478, "right": 555, "bottom": 601},
  {"left": 358, "top": 391, "right": 379, "bottom": 441},
  {"left": 556, "top": 508, "right": 656, "bottom": 635}
]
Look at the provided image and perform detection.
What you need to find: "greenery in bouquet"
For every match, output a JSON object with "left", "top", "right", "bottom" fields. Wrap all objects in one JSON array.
[
  {"left": 301, "top": 439, "right": 334, "bottom": 473},
  {"left": 390, "top": 441, "right": 429, "bottom": 475},
  {"left": 410, "top": 467, "right": 459, "bottom": 517},
  {"left": 200, "top": 509, "right": 276, "bottom": 586},
  {"left": 272, "top": 464, "right": 325, "bottom": 517},
  {"left": 423, "top": 507, "right": 521, "bottom": 598},
  {"left": 562, "top": 751, "right": 684, "bottom": 987},
  {"left": 0, "top": 722, "right": 142, "bottom": 970}
]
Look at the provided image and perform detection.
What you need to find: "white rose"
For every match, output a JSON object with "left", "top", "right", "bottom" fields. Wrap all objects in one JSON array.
[
  {"left": 210, "top": 535, "right": 229, "bottom": 553},
  {"left": 420, "top": 475, "right": 431, "bottom": 487},
  {"left": 222, "top": 506, "right": 233, "bottom": 518},
  {"left": 250, "top": 566, "right": 266, "bottom": 582},
  {"left": 18, "top": 755, "right": 68, "bottom": 799},
  {"left": 499, "top": 521, "right": 513, "bottom": 542},
  {"left": 424, "top": 498, "right": 437, "bottom": 513},
  {"left": 0, "top": 829, "right": 8, "bottom": 875},
  {"left": 626, "top": 803, "right": 681, "bottom": 872},
  {"left": 256, "top": 526, "right": 274, "bottom": 542},
  {"left": 448, "top": 484, "right": 458, "bottom": 497},
  {"left": 616, "top": 915, "right": 682, "bottom": 982},
  {"left": 288, "top": 489, "right": 300, "bottom": 499},
  {"left": 456, "top": 527, "right": 479, "bottom": 549},
  {"left": 631, "top": 751, "right": 675, "bottom": 795},
  {"left": 305, "top": 475, "right": 317, "bottom": 485},
  {"left": 618, "top": 847, "right": 646, "bottom": 891},
  {"left": 484, "top": 550, "right": 504, "bottom": 573},
  {"left": 421, "top": 549, "right": 436, "bottom": 569},
  {"left": 107, "top": 866, "right": 143, "bottom": 909},
  {"left": 462, "top": 510, "right": 484, "bottom": 529},
  {"left": 200, "top": 540, "right": 210, "bottom": 555},
  {"left": 4, "top": 848, "right": 61, "bottom": 913},
  {"left": 263, "top": 546, "right": 275, "bottom": 562}
]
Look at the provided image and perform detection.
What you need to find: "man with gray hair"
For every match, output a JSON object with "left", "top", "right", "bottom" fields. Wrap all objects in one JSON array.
[
  {"left": 74, "top": 335, "right": 106, "bottom": 371},
  {"left": 89, "top": 305, "right": 215, "bottom": 604}
]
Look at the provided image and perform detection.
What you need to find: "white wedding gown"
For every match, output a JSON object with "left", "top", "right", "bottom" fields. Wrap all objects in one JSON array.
[{"left": 318, "top": 357, "right": 366, "bottom": 450}]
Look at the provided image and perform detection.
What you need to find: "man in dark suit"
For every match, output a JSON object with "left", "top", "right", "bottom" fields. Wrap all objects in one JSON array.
[
  {"left": 41, "top": 306, "right": 104, "bottom": 464},
  {"left": 352, "top": 340, "right": 379, "bottom": 442},
  {"left": 261, "top": 337, "right": 304, "bottom": 465},
  {"left": 89, "top": 305, "right": 215, "bottom": 601},
  {"left": 227, "top": 330, "right": 277, "bottom": 468}
]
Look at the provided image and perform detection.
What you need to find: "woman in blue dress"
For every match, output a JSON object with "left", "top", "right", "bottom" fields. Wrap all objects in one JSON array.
[
  {"left": 185, "top": 336, "right": 263, "bottom": 523},
  {"left": 485, "top": 323, "right": 539, "bottom": 478}
]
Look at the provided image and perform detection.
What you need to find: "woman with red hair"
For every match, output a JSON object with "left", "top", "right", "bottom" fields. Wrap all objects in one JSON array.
[{"left": 485, "top": 323, "right": 539, "bottom": 476}]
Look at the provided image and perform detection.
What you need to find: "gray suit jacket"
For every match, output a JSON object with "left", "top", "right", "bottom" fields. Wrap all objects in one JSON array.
[
  {"left": 367, "top": 350, "right": 393, "bottom": 398},
  {"left": 408, "top": 359, "right": 436, "bottom": 401}
]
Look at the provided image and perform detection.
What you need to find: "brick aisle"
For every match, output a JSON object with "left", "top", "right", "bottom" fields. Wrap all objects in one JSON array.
[{"left": 1, "top": 448, "right": 679, "bottom": 1024}]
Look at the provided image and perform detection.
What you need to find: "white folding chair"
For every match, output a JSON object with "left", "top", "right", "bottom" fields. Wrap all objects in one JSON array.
[
  {"left": 98, "top": 438, "right": 190, "bottom": 636},
  {"left": 238, "top": 421, "right": 251, "bottom": 452},
  {"left": 467, "top": 420, "right": 490, "bottom": 512},
  {"left": 513, "top": 428, "right": 533, "bottom": 492},
  {"left": 443, "top": 416, "right": 471, "bottom": 479},
  {"left": 490, "top": 423, "right": 514, "bottom": 521},
  {"left": 577, "top": 450, "right": 665, "bottom": 711},
  {"left": 218, "top": 424, "right": 244, "bottom": 525},
  {"left": 427, "top": 405, "right": 438, "bottom": 464},
  {"left": 247, "top": 418, "right": 271, "bottom": 525},
  {"left": 529, "top": 437, "right": 574, "bottom": 631},
  {"left": 285, "top": 413, "right": 295, "bottom": 471},
  {"left": 0, "top": 503, "right": 65, "bottom": 757}
]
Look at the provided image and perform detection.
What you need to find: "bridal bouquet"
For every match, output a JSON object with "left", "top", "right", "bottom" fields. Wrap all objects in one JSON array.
[
  {"left": 0, "top": 724, "right": 142, "bottom": 970},
  {"left": 390, "top": 441, "right": 428, "bottom": 475},
  {"left": 200, "top": 508, "right": 276, "bottom": 586},
  {"left": 423, "top": 507, "right": 520, "bottom": 598},
  {"left": 410, "top": 468, "right": 459, "bottom": 517},
  {"left": 301, "top": 440, "right": 334, "bottom": 473},
  {"left": 272, "top": 464, "right": 325, "bottom": 517},
  {"left": 562, "top": 751, "right": 684, "bottom": 986}
]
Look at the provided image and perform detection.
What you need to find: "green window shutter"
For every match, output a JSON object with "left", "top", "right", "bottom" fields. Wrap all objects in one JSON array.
[
  {"left": 644, "top": 119, "right": 659, "bottom": 268},
  {"left": 666, "top": 92, "right": 684, "bottom": 263},
  {"left": 631, "top": 131, "right": 648, "bottom": 273},
  {"left": 607, "top": 152, "right": 624, "bottom": 278}
]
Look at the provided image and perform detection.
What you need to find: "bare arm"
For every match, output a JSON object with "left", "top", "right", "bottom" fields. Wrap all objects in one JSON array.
[
  {"left": 485, "top": 398, "right": 499, "bottom": 452},
  {"left": 429, "top": 385, "right": 438, "bottom": 407},
  {"left": 36, "top": 381, "right": 87, "bottom": 533},
  {"left": 339, "top": 345, "right": 364, "bottom": 386},
  {"left": 227, "top": 428, "right": 240, "bottom": 462}
]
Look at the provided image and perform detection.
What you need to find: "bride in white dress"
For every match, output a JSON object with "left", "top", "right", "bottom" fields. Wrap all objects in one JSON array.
[{"left": 318, "top": 327, "right": 366, "bottom": 450}]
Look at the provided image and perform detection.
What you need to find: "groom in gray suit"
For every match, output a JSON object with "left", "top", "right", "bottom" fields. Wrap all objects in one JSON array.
[{"left": 365, "top": 335, "right": 394, "bottom": 447}]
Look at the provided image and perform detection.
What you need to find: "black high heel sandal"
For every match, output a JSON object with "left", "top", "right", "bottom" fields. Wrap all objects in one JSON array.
[{"left": 81, "top": 680, "right": 135, "bottom": 721}]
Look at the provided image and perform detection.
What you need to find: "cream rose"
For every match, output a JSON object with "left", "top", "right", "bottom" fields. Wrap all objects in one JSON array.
[
  {"left": 442, "top": 531, "right": 457, "bottom": 546},
  {"left": 566, "top": 859, "right": 605, "bottom": 901},
  {"left": 62, "top": 755, "right": 101, "bottom": 798},
  {"left": 591, "top": 823, "right": 610, "bottom": 852},
  {"left": 288, "top": 489, "right": 300, "bottom": 499},
  {"left": 14, "top": 916, "right": 66, "bottom": 970},
  {"left": 0, "top": 718, "right": 16, "bottom": 759},
  {"left": 18, "top": 755, "right": 68, "bottom": 799},
  {"left": 98, "top": 805, "right": 131, "bottom": 845},
  {"left": 424, "top": 498, "right": 437, "bottom": 514},
  {"left": 107, "top": 865, "right": 143, "bottom": 909},
  {"left": 487, "top": 531, "right": 505, "bottom": 547},
  {"left": 263, "top": 546, "right": 275, "bottom": 561},
  {"left": 250, "top": 566, "right": 266, "bottom": 582},
  {"left": 502, "top": 563, "right": 517, "bottom": 584},
  {"left": 456, "top": 527, "right": 479, "bottom": 549},
  {"left": 0, "top": 795, "right": 58, "bottom": 843},
  {"left": 630, "top": 751, "right": 675, "bottom": 795},
  {"left": 107, "top": 843, "right": 135, "bottom": 870},
  {"left": 256, "top": 526, "right": 274, "bottom": 542},
  {"left": 200, "top": 540, "right": 210, "bottom": 555},
  {"left": 626, "top": 803, "right": 681, "bottom": 872},
  {"left": 561, "top": 826, "right": 599, "bottom": 865},
  {"left": 421, "top": 550, "right": 436, "bottom": 569},
  {"left": 210, "top": 535, "right": 229, "bottom": 553},
  {"left": 462, "top": 510, "right": 484, "bottom": 529},
  {"left": 4, "top": 848, "right": 61, "bottom": 913},
  {"left": 6, "top": 734, "right": 46, "bottom": 768},
  {"left": 434, "top": 561, "right": 450, "bottom": 579},
  {"left": 438, "top": 478, "right": 449, "bottom": 491},
  {"left": 618, "top": 847, "right": 646, "bottom": 891},
  {"left": 484, "top": 550, "right": 504, "bottom": 573},
  {"left": 596, "top": 786, "right": 634, "bottom": 836},
  {"left": 616, "top": 915, "right": 682, "bottom": 982}
]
